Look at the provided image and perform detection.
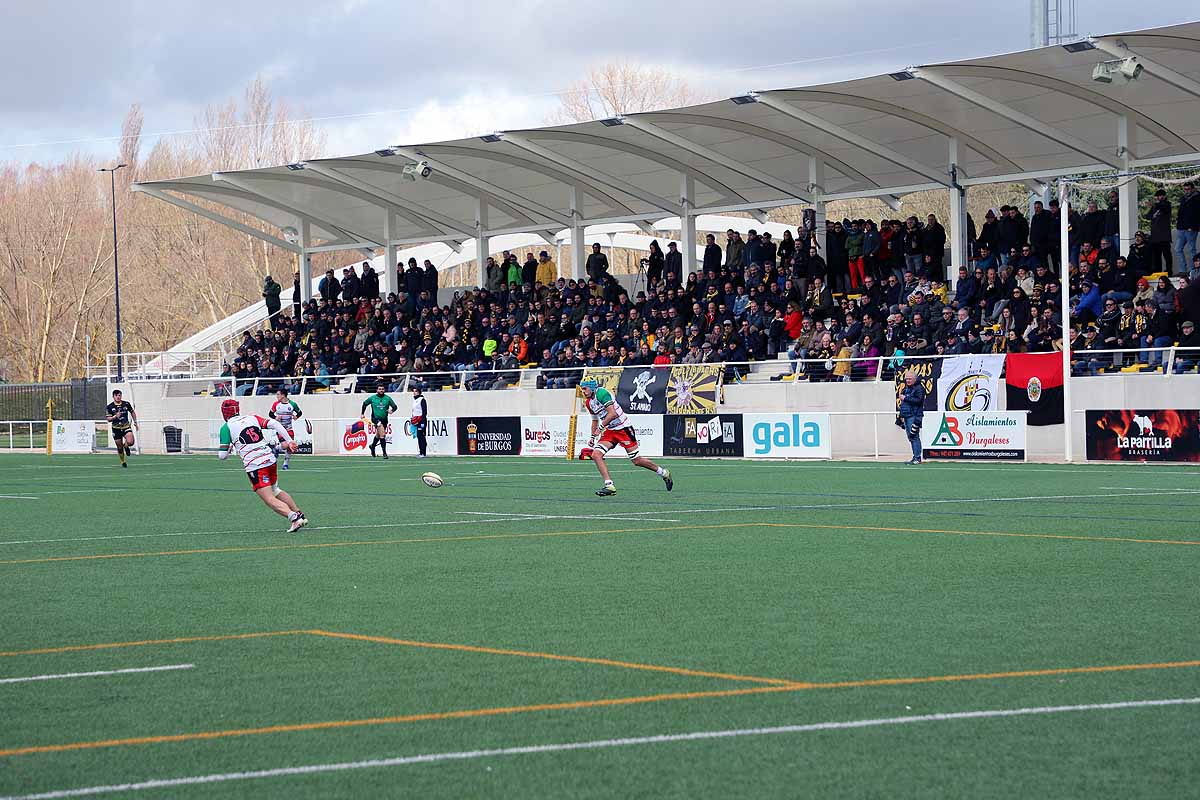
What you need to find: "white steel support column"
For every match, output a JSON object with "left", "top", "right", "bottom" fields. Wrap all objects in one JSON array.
[
  {"left": 809, "top": 157, "right": 827, "bottom": 255},
  {"left": 475, "top": 198, "right": 489, "bottom": 288},
  {"left": 1117, "top": 116, "right": 1138, "bottom": 256},
  {"left": 298, "top": 219, "right": 313, "bottom": 304},
  {"left": 948, "top": 138, "right": 969, "bottom": 285},
  {"left": 383, "top": 212, "right": 398, "bottom": 297},
  {"left": 680, "top": 174, "right": 697, "bottom": 276},
  {"left": 1058, "top": 178, "right": 1074, "bottom": 462},
  {"left": 570, "top": 185, "right": 586, "bottom": 280}
]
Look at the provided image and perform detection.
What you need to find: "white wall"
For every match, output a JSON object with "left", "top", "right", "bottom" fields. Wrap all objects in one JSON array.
[{"left": 108, "top": 374, "right": 1200, "bottom": 461}]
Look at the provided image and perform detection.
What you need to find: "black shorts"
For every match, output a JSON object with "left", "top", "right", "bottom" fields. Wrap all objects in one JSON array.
[
  {"left": 112, "top": 427, "right": 132, "bottom": 442},
  {"left": 371, "top": 416, "right": 388, "bottom": 428}
]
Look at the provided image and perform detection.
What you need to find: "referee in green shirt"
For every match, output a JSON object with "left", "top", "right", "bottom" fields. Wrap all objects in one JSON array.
[{"left": 361, "top": 382, "right": 398, "bottom": 459}]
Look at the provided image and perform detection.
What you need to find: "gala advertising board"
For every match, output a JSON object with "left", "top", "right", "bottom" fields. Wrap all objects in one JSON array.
[{"left": 741, "top": 414, "right": 831, "bottom": 459}]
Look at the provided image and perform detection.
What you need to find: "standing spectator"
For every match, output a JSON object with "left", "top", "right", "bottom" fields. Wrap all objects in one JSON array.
[
  {"left": 845, "top": 220, "right": 865, "bottom": 289},
  {"left": 423, "top": 259, "right": 439, "bottom": 299},
  {"left": 777, "top": 229, "right": 795, "bottom": 271},
  {"left": 318, "top": 269, "right": 340, "bottom": 301},
  {"left": 521, "top": 253, "right": 538, "bottom": 287},
  {"left": 404, "top": 258, "right": 424, "bottom": 297},
  {"left": 360, "top": 262, "right": 379, "bottom": 300},
  {"left": 1103, "top": 190, "right": 1122, "bottom": 253},
  {"left": 1029, "top": 201, "right": 1053, "bottom": 266},
  {"left": 585, "top": 243, "right": 609, "bottom": 283},
  {"left": 409, "top": 385, "right": 429, "bottom": 457},
  {"left": 291, "top": 271, "right": 302, "bottom": 320},
  {"left": 262, "top": 274, "right": 282, "bottom": 327},
  {"left": 536, "top": 251, "right": 556, "bottom": 285},
  {"left": 485, "top": 256, "right": 504, "bottom": 293},
  {"left": 645, "top": 240, "right": 665, "bottom": 285},
  {"left": 1079, "top": 200, "right": 1106, "bottom": 255},
  {"left": 1176, "top": 182, "right": 1200, "bottom": 273},
  {"left": 862, "top": 221, "right": 882, "bottom": 281},
  {"left": 725, "top": 230, "right": 744, "bottom": 269},
  {"left": 340, "top": 267, "right": 361, "bottom": 300},
  {"left": 506, "top": 253, "right": 522, "bottom": 287},
  {"left": 826, "top": 221, "right": 849, "bottom": 294},
  {"left": 897, "top": 368, "right": 926, "bottom": 465},
  {"left": 901, "top": 217, "right": 923, "bottom": 277},
  {"left": 703, "top": 233, "right": 722, "bottom": 274},
  {"left": 1145, "top": 189, "right": 1173, "bottom": 274},
  {"left": 922, "top": 214, "right": 946, "bottom": 281},
  {"left": 665, "top": 241, "right": 683, "bottom": 286}
]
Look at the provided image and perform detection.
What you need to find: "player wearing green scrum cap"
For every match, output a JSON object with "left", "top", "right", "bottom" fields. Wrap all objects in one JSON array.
[{"left": 578, "top": 378, "right": 673, "bottom": 496}]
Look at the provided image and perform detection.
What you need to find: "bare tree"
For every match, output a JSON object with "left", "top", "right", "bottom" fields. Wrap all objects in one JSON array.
[{"left": 550, "top": 60, "right": 704, "bottom": 124}]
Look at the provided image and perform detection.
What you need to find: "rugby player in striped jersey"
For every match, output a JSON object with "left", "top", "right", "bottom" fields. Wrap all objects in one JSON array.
[
  {"left": 578, "top": 378, "right": 673, "bottom": 497},
  {"left": 218, "top": 398, "right": 308, "bottom": 532}
]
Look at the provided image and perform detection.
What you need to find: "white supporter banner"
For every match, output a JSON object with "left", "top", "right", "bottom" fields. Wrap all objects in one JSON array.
[
  {"left": 570, "top": 414, "right": 663, "bottom": 459},
  {"left": 337, "top": 417, "right": 392, "bottom": 455},
  {"left": 935, "top": 354, "right": 1005, "bottom": 412},
  {"left": 51, "top": 421, "right": 94, "bottom": 453},
  {"left": 741, "top": 413, "right": 832, "bottom": 459},
  {"left": 920, "top": 411, "right": 1027, "bottom": 460},
  {"left": 393, "top": 417, "right": 456, "bottom": 456}
]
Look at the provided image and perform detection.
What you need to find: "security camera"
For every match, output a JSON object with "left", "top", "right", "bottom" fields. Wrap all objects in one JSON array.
[
  {"left": 1119, "top": 57, "right": 1142, "bottom": 81},
  {"left": 402, "top": 160, "right": 433, "bottom": 181},
  {"left": 1091, "top": 63, "right": 1113, "bottom": 83}
]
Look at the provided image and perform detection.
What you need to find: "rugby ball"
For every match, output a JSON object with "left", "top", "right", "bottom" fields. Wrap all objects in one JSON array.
[{"left": 421, "top": 472, "right": 444, "bottom": 488}]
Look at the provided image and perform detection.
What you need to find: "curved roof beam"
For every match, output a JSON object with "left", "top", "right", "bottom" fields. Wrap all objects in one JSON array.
[
  {"left": 768, "top": 89, "right": 1022, "bottom": 172},
  {"left": 910, "top": 67, "right": 1122, "bottom": 168},
  {"left": 621, "top": 116, "right": 812, "bottom": 201},
  {"left": 392, "top": 146, "right": 571, "bottom": 227},
  {"left": 300, "top": 161, "right": 477, "bottom": 238},
  {"left": 412, "top": 144, "right": 631, "bottom": 214},
  {"left": 328, "top": 159, "right": 542, "bottom": 228},
  {"left": 522, "top": 129, "right": 751, "bottom": 205},
  {"left": 233, "top": 170, "right": 446, "bottom": 239},
  {"left": 212, "top": 173, "right": 383, "bottom": 246},
  {"left": 1102, "top": 34, "right": 1200, "bottom": 55},
  {"left": 132, "top": 184, "right": 301, "bottom": 253},
  {"left": 498, "top": 132, "right": 678, "bottom": 214},
  {"left": 636, "top": 112, "right": 875, "bottom": 188},
  {"left": 145, "top": 179, "right": 344, "bottom": 241},
  {"left": 753, "top": 93, "right": 950, "bottom": 185},
  {"left": 932, "top": 64, "right": 1190, "bottom": 153}
]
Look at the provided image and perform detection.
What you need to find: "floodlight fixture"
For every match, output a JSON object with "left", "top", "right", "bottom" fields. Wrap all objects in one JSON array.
[{"left": 1062, "top": 40, "right": 1096, "bottom": 53}]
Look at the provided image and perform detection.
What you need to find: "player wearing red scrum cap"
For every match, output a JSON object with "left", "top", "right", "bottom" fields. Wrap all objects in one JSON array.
[{"left": 218, "top": 398, "right": 308, "bottom": 532}]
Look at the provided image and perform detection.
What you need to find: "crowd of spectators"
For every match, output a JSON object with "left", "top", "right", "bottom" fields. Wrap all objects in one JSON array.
[{"left": 222, "top": 186, "right": 1200, "bottom": 394}]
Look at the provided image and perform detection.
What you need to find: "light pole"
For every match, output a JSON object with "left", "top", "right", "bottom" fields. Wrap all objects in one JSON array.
[{"left": 99, "top": 164, "right": 128, "bottom": 381}]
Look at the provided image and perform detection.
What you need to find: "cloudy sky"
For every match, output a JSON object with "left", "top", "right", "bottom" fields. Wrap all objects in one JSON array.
[{"left": 2, "top": 0, "right": 1195, "bottom": 166}]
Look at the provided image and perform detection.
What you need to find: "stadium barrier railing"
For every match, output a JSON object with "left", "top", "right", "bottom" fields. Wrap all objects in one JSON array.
[{"left": 98, "top": 346, "right": 1199, "bottom": 397}]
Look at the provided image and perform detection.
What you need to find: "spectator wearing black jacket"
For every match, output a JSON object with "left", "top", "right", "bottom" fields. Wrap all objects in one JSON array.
[
  {"left": 1177, "top": 182, "right": 1200, "bottom": 272},
  {"left": 318, "top": 269, "right": 340, "bottom": 301},
  {"left": 1078, "top": 201, "right": 1106, "bottom": 255},
  {"left": 1145, "top": 189, "right": 1173, "bottom": 274},
  {"left": 922, "top": 214, "right": 947, "bottom": 281},
  {"left": 1029, "top": 201, "right": 1054, "bottom": 266},
  {"left": 702, "top": 234, "right": 722, "bottom": 274},
  {"left": 665, "top": 241, "right": 683, "bottom": 286}
]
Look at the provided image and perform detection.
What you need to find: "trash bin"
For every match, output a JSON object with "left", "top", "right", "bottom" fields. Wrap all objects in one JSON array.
[{"left": 163, "top": 426, "right": 183, "bottom": 454}]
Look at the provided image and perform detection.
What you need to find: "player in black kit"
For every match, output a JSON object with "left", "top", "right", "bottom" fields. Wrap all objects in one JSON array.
[{"left": 105, "top": 389, "right": 139, "bottom": 468}]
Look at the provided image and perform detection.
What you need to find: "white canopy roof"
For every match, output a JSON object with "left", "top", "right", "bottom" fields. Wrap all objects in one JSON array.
[{"left": 134, "top": 21, "right": 1200, "bottom": 252}]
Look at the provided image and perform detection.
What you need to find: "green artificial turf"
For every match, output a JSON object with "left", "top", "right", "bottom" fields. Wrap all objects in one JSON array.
[{"left": 0, "top": 452, "right": 1198, "bottom": 798}]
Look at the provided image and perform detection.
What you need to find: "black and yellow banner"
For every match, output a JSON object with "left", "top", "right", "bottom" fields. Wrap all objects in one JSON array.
[{"left": 580, "top": 364, "right": 721, "bottom": 415}]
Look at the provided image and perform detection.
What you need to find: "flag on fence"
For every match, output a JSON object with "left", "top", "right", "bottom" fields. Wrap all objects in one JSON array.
[
  {"left": 935, "top": 354, "right": 1005, "bottom": 412},
  {"left": 1005, "top": 352, "right": 1064, "bottom": 426}
]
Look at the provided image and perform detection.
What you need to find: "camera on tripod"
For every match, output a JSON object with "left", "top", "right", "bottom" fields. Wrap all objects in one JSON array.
[{"left": 638, "top": 258, "right": 650, "bottom": 268}]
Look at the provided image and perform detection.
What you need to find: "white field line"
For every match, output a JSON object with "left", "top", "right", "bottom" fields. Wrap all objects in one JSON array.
[
  {"left": 0, "top": 520, "right": 520, "bottom": 551},
  {"left": 4, "top": 696, "right": 1196, "bottom": 800},
  {"left": 0, "top": 664, "right": 193, "bottom": 686},
  {"left": 0, "top": 496, "right": 38, "bottom": 501},
  {"left": 5, "top": 488, "right": 1197, "bottom": 548}
]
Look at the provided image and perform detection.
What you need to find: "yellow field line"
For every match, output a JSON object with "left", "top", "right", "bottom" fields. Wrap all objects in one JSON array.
[
  {"left": 0, "top": 631, "right": 306, "bottom": 658},
  {"left": 308, "top": 630, "right": 797, "bottom": 686},
  {"left": 0, "top": 523, "right": 751, "bottom": 566},
  {"left": 0, "top": 685, "right": 798, "bottom": 758},
  {"left": 1, "top": 656, "right": 1196, "bottom": 758}
]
